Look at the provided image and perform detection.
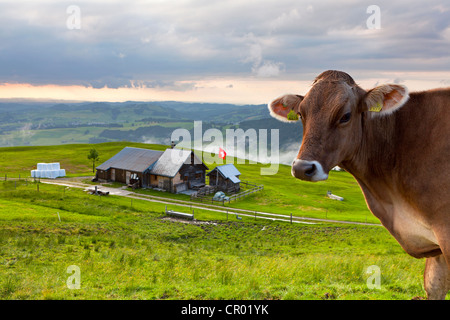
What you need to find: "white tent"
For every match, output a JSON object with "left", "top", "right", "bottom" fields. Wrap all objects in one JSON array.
[{"left": 31, "top": 163, "right": 66, "bottom": 179}]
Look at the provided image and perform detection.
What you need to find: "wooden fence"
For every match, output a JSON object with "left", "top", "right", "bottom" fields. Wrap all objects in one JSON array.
[
  {"left": 190, "top": 181, "right": 263, "bottom": 205},
  {"left": 2, "top": 174, "right": 31, "bottom": 181},
  {"left": 226, "top": 184, "right": 264, "bottom": 203}
]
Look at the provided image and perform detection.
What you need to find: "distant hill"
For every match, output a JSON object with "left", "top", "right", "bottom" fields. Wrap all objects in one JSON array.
[
  {"left": 0, "top": 100, "right": 301, "bottom": 155},
  {"left": 154, "top": 101, "right": 269, "bottom": 122}
]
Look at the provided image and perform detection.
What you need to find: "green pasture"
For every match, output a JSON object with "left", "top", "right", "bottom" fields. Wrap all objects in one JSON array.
[
  {"left": 0, "top": 142, "right": 438, "bottom": 300},
  {"left": 0, "top": 180, "right": 426, "bottom": 300},
  {"left": 0, "top": 142, "right": 377, "bottom": 224}
]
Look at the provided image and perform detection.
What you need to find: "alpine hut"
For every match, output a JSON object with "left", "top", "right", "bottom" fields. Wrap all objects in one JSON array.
[
  {"left": 149, "top": 148, "right": 208, "bottom": 193},
  {"left": 95, "top": 147, "right": 163, "bottom": 188},
  {"left": 95, "top": 147, "right": 208, "bottom": 193}
]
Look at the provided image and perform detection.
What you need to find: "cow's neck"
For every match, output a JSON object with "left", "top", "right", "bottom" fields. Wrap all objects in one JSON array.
[
  {"left": 339, "top": 107, "right": 444, "bottom": 257},
  {"left": 340, "top": 112, "right": 400, "bottom": 223},
  {"left": 344, "top": 112, "right": 398, "bottom": 181}
]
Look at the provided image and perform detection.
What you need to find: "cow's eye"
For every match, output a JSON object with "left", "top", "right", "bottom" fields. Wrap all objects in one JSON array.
[{"left": 339, "top": 112, "right": 351, "bottom": 124}]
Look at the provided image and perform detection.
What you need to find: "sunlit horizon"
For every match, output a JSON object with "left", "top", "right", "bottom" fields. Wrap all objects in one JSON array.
[{"left": 1, "top": 71, "right": 449, "bottom": 105}]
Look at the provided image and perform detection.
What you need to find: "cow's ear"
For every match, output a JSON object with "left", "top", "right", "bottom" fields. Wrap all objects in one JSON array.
[
  {"left": 363, "top": 84, "right": 409, "bottom": 116},
  {"left": 268, "top": 94, "right": 303, "bottom": 122}
]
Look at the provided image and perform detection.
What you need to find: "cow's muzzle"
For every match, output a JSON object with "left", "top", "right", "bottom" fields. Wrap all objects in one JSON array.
[{"left": 292, "top": 159, "right": 329, "bottom": 182}]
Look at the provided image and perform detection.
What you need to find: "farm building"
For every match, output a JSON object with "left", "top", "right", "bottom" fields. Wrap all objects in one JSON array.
[
  {"left": 95, "top": 147, "right": 208, "bottom": 193},
  {"left": 95, "top": 147, "right": 163, "bottom": 188},
  {"left": 149, "top": 148, "right": 208, "bottom": 193},
  {"left": 207, "top": 164, "right": 241, "bottom": 193}
]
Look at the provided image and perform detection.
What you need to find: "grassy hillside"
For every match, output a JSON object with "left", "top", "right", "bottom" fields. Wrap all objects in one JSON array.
[
  {"left": 0, "top": 142, "right": 376, "bottom": 224},
  {"left": 0, "top": 100, "right": 269, "bottom": 147},
  {"left": 0, "top": 142, "right": 167, "bottom": 177},
  {"left": 0, "top": 180, "right": 425, "bottom": 300},
  {"left": 0, "top": 142, "right": 436, "bottom": 300}
]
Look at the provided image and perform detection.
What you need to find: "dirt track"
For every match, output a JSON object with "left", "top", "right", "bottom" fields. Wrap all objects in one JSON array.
[{"left": 41, "top": 178, "right": 382, "bottom": 227}]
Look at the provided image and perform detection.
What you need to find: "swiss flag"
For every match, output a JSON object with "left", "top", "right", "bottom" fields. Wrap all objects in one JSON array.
[{"left": 218, "top": 147, "right": 226, "bottom": 159}]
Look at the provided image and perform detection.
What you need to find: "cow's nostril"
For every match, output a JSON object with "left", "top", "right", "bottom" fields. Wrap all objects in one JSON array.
[
  {"left": 292, "top": 159, "right": 328, "bottom": 182},
  {"left": 304, "top": 163, "right": 316, "bottom": 177}
]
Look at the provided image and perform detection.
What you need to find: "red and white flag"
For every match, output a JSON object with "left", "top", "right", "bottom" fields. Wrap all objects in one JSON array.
[{"left": 218, "top": 147, "right": 226, "bottom": 159}]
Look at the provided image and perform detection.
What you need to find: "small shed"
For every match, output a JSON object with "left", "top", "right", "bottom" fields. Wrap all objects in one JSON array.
[{"left": 207, "top": 164, "right": 241, "bottom": 194}]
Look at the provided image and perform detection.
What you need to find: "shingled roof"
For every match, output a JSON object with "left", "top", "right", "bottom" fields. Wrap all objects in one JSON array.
[
  {"left": 96, "top": 147, "right": 163, "bottom": 172},
  {"left": 150, "top": 149, "right": 206, "bottom": 177}
]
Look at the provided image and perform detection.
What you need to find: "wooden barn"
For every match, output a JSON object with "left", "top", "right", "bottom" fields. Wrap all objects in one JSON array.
[
  {"left": 95, "top": 147, "right": 163, "bottom": 188},
  {"left": 207, "top": 164, "right": 241, "bottom": 193},
  {"left": 95, "top": 147, "right": 208, "bottom": 193},
  {"left": 149, "top": 148, "right": 208, "bottom": 193}
]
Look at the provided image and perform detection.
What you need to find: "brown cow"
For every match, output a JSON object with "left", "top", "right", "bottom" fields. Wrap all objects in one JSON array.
[{"left": 269, "top": 70, "right": 449, "bottom": 299}]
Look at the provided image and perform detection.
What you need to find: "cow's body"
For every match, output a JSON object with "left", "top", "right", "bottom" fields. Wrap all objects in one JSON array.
[
  {"left": 341, "top": 89, "right": 450, "bottom": 259},
  {"left": 269, "top": 70, "right": 449, "bottom": 299}
]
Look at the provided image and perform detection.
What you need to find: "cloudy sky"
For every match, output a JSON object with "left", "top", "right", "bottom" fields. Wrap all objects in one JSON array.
[{"left": 0, "top": 0, "right": 449, "bottom": 104}]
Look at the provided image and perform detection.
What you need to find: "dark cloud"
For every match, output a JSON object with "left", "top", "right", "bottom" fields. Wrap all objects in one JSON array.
[{"left": 0, "top": 0, "right": 448, "bottom": 87}]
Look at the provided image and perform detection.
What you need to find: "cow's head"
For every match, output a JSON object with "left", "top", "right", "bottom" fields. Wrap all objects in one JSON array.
[{"left": 269, "top": 70, "right": 409, "bottom": 182}]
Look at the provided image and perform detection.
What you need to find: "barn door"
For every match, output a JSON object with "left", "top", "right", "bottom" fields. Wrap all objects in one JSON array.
[
  {"left": 111, "top": 169, "right": 115, "bottom": 181},
  {"left": 126, "top": 171, "right": 131, "bottom": 184}
]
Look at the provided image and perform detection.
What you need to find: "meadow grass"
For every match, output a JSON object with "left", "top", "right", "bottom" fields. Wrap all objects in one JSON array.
[
  {"left": 0, "top": 141, "right": 376, "bottom": 224},
  {"left": 0, "top": 142, "right": 167, "bottom": 177},
  {"left": 0, "top": 142, "right": 436, "bottom": 300},
  {"left": 0, "top": 180, "right": 428, "bottom": 300}
]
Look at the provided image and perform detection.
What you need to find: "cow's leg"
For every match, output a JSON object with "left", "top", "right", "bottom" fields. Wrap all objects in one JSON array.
[{"left": 424, "top": 255, "right": 449, "bottom": 300}]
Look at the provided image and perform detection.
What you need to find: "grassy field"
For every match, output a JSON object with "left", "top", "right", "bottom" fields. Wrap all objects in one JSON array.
[
  {"left": 0, "top": 180, "right": 426, "bottom": 300},
  {"left": 0, "top": 142, "right": 435, "bottom": 299},
  {"left": 0, "top": 142, "right": 167, "bottom": 177},
  {"left": 0, "top": 141, "right": 378, "bottom": 224}
]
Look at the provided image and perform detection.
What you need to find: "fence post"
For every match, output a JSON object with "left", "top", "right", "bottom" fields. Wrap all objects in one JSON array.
[{"left": 290, "top": 213, "right": 292, "bottom": 224}]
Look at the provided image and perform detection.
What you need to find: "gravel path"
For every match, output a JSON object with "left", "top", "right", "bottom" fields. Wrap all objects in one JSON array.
[{"left": 41, "top": 179, "right": 382, "bottom": 227}]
